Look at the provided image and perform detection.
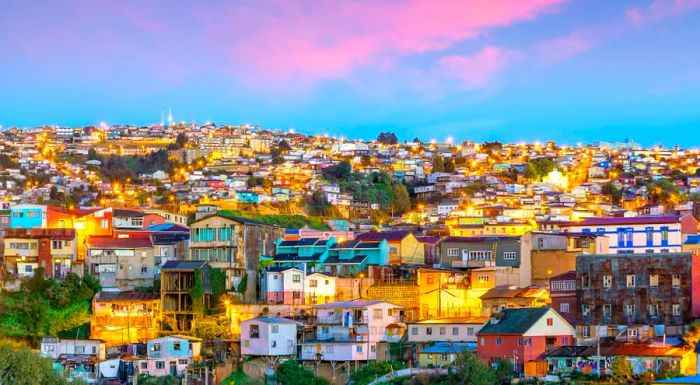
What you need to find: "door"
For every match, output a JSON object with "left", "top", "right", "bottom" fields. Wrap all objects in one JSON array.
[{"left": 169, "top": 361, "right": 177, "bottom": 376}]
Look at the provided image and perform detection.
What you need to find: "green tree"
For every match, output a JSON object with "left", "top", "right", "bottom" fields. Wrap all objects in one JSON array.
[
  {"left": 0, "top": 343, "right": 83, "bottom": 385},
  {"left": 391, "top": 183, "right": 411, "bottom": 215},
  {"left": 432, "top": 155, "right": 445, "bottom": 173},
  {"left": 447, "top": 353, "right": 497, "bottom": 385},
  {"left": 610, "top": 356, "right": 632, "bottom": 382},
  {"left": 492, "top": 358, "right": 514, "bottom": 384},
  {"left": 601, "top": 181, "right": 623, "bottom": 205},
  {"left": 682, "top": 322, "right": 700, "bottom": 349},
  {"left": 275, "top": 360, "right": 330, "bottom": 385},
  {"left": 444, "top": 158, "right": 455, "bottom": 173},
  {"left": 377, "top": 132, "right": 399, "bottom": 145}
]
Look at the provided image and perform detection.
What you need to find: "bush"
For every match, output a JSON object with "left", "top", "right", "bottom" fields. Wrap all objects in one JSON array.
[
  {"left": 349, "top": 361, "right": 406, "bottom": 385},
  {"left": 276, "top": 360, "right": 329, "bottom": 385}
]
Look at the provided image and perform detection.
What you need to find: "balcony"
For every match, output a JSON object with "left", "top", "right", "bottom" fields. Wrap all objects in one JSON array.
[
  {"left": 316, "top": 315, "right": 369, "bottom": 324},
  {"left": 452, "top": 260, "right": 494, "bottom": 268}
]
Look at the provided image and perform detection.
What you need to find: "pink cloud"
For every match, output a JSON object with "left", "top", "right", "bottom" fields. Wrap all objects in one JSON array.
[
  {"left": 626, "top": 0, "right": 700, "bottom": 26},
  {"left": 537, "top": 33, "right": 593, "bottom": 65},
  {"left": 205, "top": 0, "right": 564, "bottom": 84},
  {"left": 437, "top": 46, "right": 517, "bottom": 87}
]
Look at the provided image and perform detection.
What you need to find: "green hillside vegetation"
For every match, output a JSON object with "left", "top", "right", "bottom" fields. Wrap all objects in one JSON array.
[{"left": 218, "top": 210, "right": 329, "bottom": 230}]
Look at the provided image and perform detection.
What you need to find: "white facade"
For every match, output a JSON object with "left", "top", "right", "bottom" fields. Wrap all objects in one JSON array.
[
  {"left": 40, "top": 338, "right": 106, "bottom": 360},
  {"left": 305, "top": 273, "right": 337, "bottom": 304},
  {"left": 300, "top": 300, "right": 402, "bottom": 361},
  {"left": 407, "top": 318, "right": 487, "bottom": 343},
  {"left": 241, "top": 317, "right": 298, "bottom": 356}
]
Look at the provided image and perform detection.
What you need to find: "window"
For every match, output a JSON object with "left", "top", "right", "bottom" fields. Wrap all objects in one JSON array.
[
  {"left": 626, "top": 304, "right": 636, "bottom": 317},
  {"left": 646, "top": 227, "right": 654, "bottom": 246},
  {"left": 650, "top": 275, "right": 659, "bottom": 287},
  {"left": 156, "top": 361, "right": 165, "bottom": 370},
  {"left": 75, "top": 345, "right": 85, "bottom": 354},
  {"left": 325, "top": 346, "right": 334, "bottom": 354},
  {"left": 648, "top": 304, "right": 658, "bottom": 316},
  {"left": 603, "top": 275, "right": 612, "bottom": 288},
  {"left": 477, "top": 275, "right": 490, "bottom": 283},
  {"left": 356, "top": 345, "right": 363, "bottom": 353},
  {"left": 427, "top": 276, "right": 434, "bottom": 284},
  {"left": 101, "top": 219, "right": 109, "bottom": 229},
  {"left": 546, "top": 318, "right": 553, "bottom": 326},
  {"left": 469, "top": 250, "right": 492, "bottom": 260},
  {"left": 582, "top": 326, "right": 591, "bottom": 338},
  {"left": 390, "top": 247, "right": 398, "bottom": 255},
  {"left": 603, "top": 304, "right": 612, "bottom": 317},
  {"left": 371, "top": 345, "right": 376, "bottom": 353},
  {"left": 141, "top": 362, "right": 148, "bottom": 370},
  {"left": 173, "top": 341, "right": 181, "bottom": 351},
  {"left": 626, "top": 275, "right": 636, "bottom": 288},
  {"left": 373, "top": 309, "right": 383, "bottom": 320},
  {"left": 309, "top": 279, "right": 318, "bottom": 288},
  {"left": 582, "top": 304, "right": 590, "bottom": 316},
  {"left": 292, "top": 274, "right": 301, "bottom": 282},
  {"left": 673, "top": 274, "right": 681, "bottom": 287},
  {"left": 673, "top": 304, "right": 681, "bottom": 316},
  {"left": 467, "top": 327, "right": 474, "bottom": 336},
  {"left": 273, "top": 274, "right": 279, "bottom": 280},
  {"left": 453, "top": 327, "right": 459, "bottom": 336},
  {"left": 51, "top": 240, "right": 63, "bottom": 249},
  {"left": 496, "top": 337, "right": 502, "bottom": 346},
  {"left": 480, "top": 337, "right": 485, "bottom": 346},
  {"left": 292, "top": 291, "right": 301, "bottom": 299},
  {"left": 551, "top": 280, "right": 576, "bottom": 291},
  {"left": 43, "top": 345, "right": 55, "bottom": 352},
  {"left": 141, "top": 266, "right": 148, "bottom": 274},
  {"left": 563, "top": 337, "right": 569, "bottom": 345},
  {"left": 661, "top": 226, "right": 669, "bottom": 246},
  {"left": 628, "top": 328, "right": 638, "bottom": 338},
  {"left": 582, "top": 276, "right": 590, "bottom": 288},
  {"left": 447, "top": 248, "right": 459, "bottom": 257},
  {"left": 152, "top": 343, "right": 161, "bottom": 352},
  {"left": 411, "top": 327, "right": 418, "bottom": 335},
  {"left": 560, "top": 303, "right": 570, "bottom": 313},
  {"left": 25, "top": 265, "right": 33, "bottom": 273},
  {"left": 271, "top": 340, "right": 277, "bottom": 348},
  {"left": 178, "top": 359, "right": 188, "bottom": 365},
  {"left": 437, "top": 327, "right": 445, "bottom": 335},
  {"left": 503, "top": 252, "right": 517, "bottom": 260},
  {"left": 272, "top": 325, "right": 279, "bottom": 334},
  {"left": 250, "top": 325, "right": 260, "bottom": 339},
  {"left": 426, "top": 327, "right": 432, "bottom": 335}
]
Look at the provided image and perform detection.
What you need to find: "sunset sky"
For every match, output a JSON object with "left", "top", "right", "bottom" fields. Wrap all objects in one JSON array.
[{"left": 1, "top": 0, "right": 699, "bottom": 145}]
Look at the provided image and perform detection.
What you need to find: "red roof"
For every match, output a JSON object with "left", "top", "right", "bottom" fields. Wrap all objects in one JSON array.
[
  {"left": 561, "top": 216, "right": 680, "bottom": 227},
  {"left": 88, "top": 236, "right": 153, "bottom": 249}
]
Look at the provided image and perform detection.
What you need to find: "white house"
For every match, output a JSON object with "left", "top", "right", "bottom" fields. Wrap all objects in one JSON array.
[
  {"left": 241, "top": 317, "right": 298, "bottom": 357},
  {"left": 304, "top": 272, "right": 337, "bottom": 305},
  {"left": 407, "top": 317, "right": 488, "bottom": 344},
  {"left": 40, "top": 337, "right": 106, "bottom": 360},
  {"left": 263, "top": 267, "right": 305, "bottom": 305},
  {"left": 138, "top": 335, "right": 202, "bottom": 377},
  {"left": 437, "top": 200, "right": 459, "bottom": 216},
  {"left": 300, "top": 300, "right": 402, "bottom": 361}
]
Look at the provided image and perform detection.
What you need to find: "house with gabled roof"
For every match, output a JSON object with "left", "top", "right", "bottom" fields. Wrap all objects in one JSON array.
[
  {"left": 355, "top": 231, "right": 424, "bottom": 265},
  {"left": 476, "top": 307, "right": 575, "bottom": 376},
  {"left": 272, "top": 236, "right": 336, "bottom": 272},
  {"left": 323, "top": 238, "right": 390, "bottom": 276}
]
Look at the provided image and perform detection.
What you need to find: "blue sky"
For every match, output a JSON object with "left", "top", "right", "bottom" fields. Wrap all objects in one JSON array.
[{"left": 1, "top": 0, "right": 699, "bottom": 146}]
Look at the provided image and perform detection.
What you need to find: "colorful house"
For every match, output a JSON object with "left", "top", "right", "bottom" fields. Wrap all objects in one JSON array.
[
  {"left": 272, "top": 237, "right": 336, "bottom": 272},
  {"left": 9, "top": 204, "right": 73, "bottom": 229},
  {"left": 417, "top": 342, "right": 476, "bottom": 368},
  {"left": 2, "top": 228, "right": 76, "bottom": 279},
  {"left": 324, "top": 238, "right": 390, "bottom": 275},
  {"left": 138, "top": 335, "right": 202, "bottom": 377},
  {"left": 262, "top": 267, "right": 305, "bottom": 305},
  {"left": 86, "top": 236, "right": 155, "bottom": 289},
  {"left": 355, "top": 231, "right": 425, "bottom": 265},
  {"left": 476, "top": 307, "right": 575, "bottom": 375},
  {"left": 241, "top": 317, "right": 298, "bottom": 359}
]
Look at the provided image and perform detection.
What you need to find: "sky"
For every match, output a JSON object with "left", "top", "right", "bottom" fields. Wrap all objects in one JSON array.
[{"left": 1, "top": 0, "right": 699, "bottom": 146}]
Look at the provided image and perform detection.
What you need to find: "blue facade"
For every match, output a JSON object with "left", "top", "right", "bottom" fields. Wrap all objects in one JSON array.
[
  {"left": 10, "top": 205, "right": 45, "bottom": 229},
  {"left": 147, "top": 336, "right": 195, "bottom": 360}
]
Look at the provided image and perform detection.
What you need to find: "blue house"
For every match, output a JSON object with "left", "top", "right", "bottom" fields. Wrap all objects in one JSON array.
[
  {"left": 10, "top": 204, "right": 46, "bottom": 229},
  {"left": 141, "top": 335, "right": 202, "bottom": 376},
  {"left": 235, "top": 190, "right": 260, "bottom": 204},
  {"left": 323, "top": 239, "right": 390, "bottom": 276},
  {"left": 273, "top": 237, "right": 336, "bottom": 272}
]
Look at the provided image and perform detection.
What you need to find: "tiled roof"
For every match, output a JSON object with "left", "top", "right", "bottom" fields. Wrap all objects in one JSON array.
[{"left": 477, "top": 307, "right": 551, "bottom": 335}]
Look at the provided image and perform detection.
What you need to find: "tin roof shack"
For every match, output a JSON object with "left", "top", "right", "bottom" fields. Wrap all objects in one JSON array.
[
  {"left": 546, "top": 340, "right": 697, "bottom": 377},
  {"left": 576, "top": 252, "right": 700, "bottom": 344},
  {"left": 40, "top": 337, "right": 107, "bottom": 384},
  {"left": 91, "top": 291, "right": 160, "bottom": 346},
  {"left": 160, "top": 260, "right": 212, "bottom": 333}
]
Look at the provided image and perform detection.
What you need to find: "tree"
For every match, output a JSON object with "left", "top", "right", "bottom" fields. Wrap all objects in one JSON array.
[
  {"left": 391, "top": 183, "right": 411, "bottom": 215},
  {"left": 432, "top": 155, "right": 445, "bottom": 173},
  {"left": 444, "top": 158, "right": 455, "bottom": 173},
  {"left": 683, "top": 322, "right": 700, "bottom": 349},
  {"left": 377, "top": 132, "right": 398, "bottom": 145},
  {"left": 321, "top": 161, "right": 352, "bottom": 181},
  {"left": 447, "top": 353, "right": 497, "bottom": 385},
  {"left": 0, "top": 343, "right": 82, "bottom": 385},
  {"left": 492, "top": 358, "right": 514, "bottom": 384},
  {"left": 610, "top": 356, "right": 632, "bottom": 382},
  {"left": 275, "top": 360, "right": 329, "bottom": 385},
  {"left": 601, "top": 181, "right": 623, "bottom": 205}
]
